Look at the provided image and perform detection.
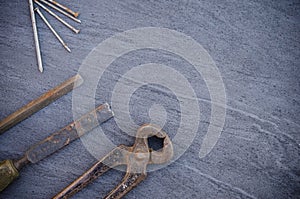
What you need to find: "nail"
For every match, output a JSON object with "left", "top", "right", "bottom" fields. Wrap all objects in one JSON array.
[
  {"left": 35, "top": 7, "right": 71, "bottom": 53},
  {"left": 38, "top": 0, "right": 81, "bottom": 24},
  {"left": 29, "top": 0, "right": 43, "bottom": 72},
  {"left": 35, "top": 0, "right": 80, "bottom": 34},
  {"left": 46, "top": 0, "right": 79, "bottom": 18}
]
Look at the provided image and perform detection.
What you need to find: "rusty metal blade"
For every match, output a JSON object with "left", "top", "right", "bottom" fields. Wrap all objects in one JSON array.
[
  {"left": 0, "top": 75, "right": 83, "bottom": 134},
  {"left": 25, "top": 103, "right": 114, "bottom": 164}
]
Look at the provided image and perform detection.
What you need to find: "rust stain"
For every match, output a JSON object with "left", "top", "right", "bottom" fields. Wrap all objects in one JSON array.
[{"left": 53, "top": 124, "right": 173, "bottom": 199}]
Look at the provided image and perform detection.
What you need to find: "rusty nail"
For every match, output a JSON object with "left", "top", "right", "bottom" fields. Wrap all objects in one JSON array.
[
  {"left": 38, "top": 0, "right": 81, "bottom": 24},
  {"left": 35, "top": 7, "right": 71, "bottom": 53},
  {"left": 45, "top": 0, "right": 79, "bottom": 18},
  {"left": 34, "top": 0, "right": 80, "bottom": 34}
]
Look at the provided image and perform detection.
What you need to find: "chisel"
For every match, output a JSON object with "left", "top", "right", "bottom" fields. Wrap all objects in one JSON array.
[
  {"left": 0, "top": 103, "right": 114, "bottom": 191},
  {"left": 0, "top": 75, "right": 83, "bottom": 134}
]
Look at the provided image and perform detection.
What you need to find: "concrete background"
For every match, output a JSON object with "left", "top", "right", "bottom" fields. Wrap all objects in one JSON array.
[{"left": 0, "top": 0, "right": 299, "bottom": 198}]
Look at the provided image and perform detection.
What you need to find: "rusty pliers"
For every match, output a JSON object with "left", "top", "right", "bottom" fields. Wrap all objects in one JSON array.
[{"left": 53, "top": 124, "right": 174, "bottom": 199}]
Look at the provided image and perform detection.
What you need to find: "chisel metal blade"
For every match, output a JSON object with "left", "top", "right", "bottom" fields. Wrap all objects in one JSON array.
[
  {"left": 0, "top": 75, "right": 83, "bottom": 134},
  {"left": 19, "top": 103, "right": 113, "bottom": 166}
]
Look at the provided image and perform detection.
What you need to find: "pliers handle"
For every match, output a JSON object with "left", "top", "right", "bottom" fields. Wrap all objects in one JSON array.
[{"left": 53, "top": 124, "right": 173, "bottom": 199}]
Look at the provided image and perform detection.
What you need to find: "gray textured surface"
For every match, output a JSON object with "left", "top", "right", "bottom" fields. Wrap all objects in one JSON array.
[{"left": 0, "top": 0, "right": 300, "bottom": 198}]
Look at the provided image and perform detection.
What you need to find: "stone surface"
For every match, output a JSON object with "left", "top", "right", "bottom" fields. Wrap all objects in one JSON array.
[{"left": 0, "top": 0, "right": 299, "bottom": 198}]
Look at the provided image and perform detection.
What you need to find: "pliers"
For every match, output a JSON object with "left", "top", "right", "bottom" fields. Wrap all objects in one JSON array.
[{"left": 53, "top": 124, "right": 174, "bottom": 199}]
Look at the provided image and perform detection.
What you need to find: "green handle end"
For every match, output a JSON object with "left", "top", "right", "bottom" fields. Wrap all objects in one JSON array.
[{"left": 0, "top": 159, "right": 19, "bottom": 192}]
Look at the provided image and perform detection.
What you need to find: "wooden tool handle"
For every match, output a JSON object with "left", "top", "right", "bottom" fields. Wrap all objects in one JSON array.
[
  {"left": 0, "top": 74, "right": 83, "bottom": 134},
  {"left": 0, "top": 160, "right": 19, "bottom": 192}
]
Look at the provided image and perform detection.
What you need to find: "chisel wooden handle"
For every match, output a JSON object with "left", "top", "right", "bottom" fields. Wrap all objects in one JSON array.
[{"left": 0, "top": 160, "right": 19, "bottom": 192}]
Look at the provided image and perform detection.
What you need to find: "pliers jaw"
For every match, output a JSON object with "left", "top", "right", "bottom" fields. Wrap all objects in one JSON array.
[{"left": 53, "top": 124, "right": 173, "bottom": 199}]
